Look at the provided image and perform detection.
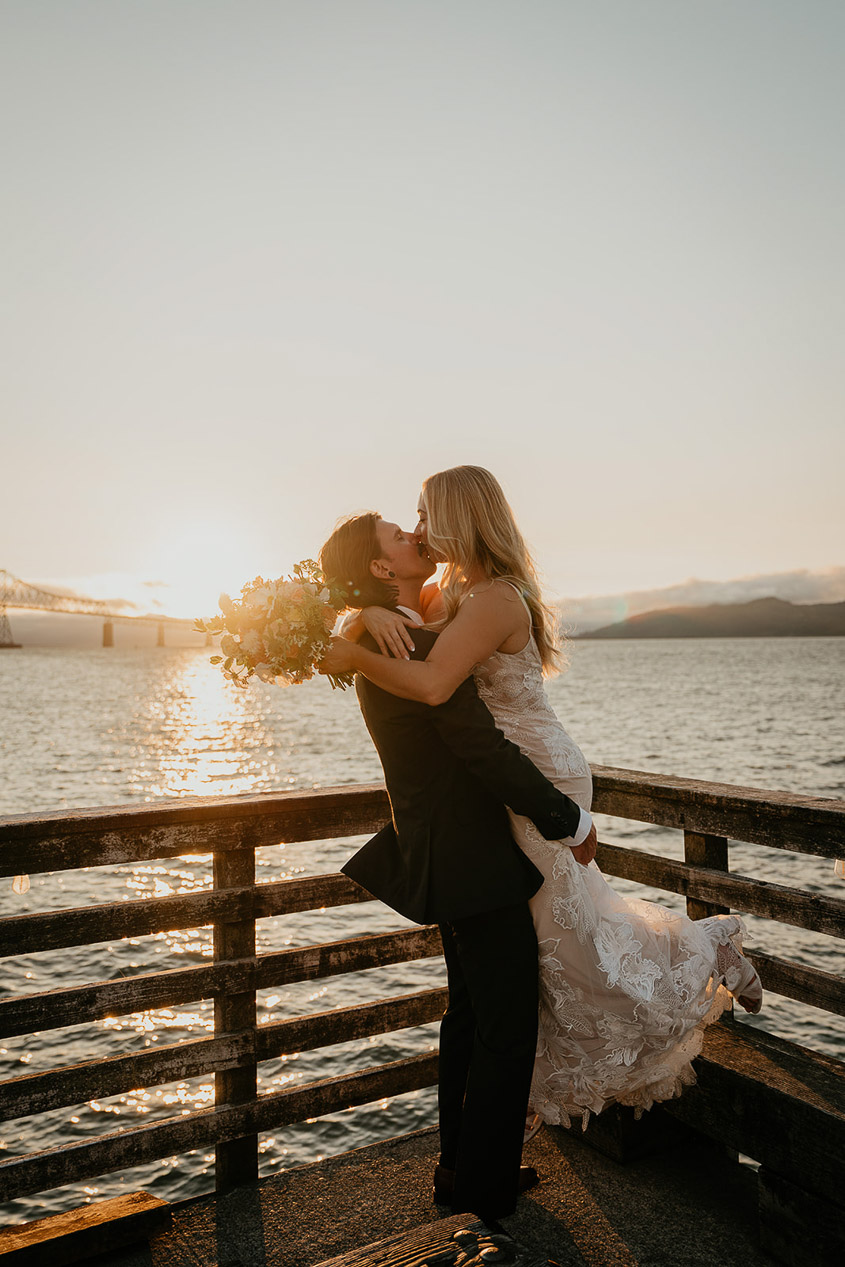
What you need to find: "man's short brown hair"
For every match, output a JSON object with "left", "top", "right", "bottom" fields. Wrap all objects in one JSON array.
[{"left": 319, "top": 512, "right": 397, "bottom": 608}]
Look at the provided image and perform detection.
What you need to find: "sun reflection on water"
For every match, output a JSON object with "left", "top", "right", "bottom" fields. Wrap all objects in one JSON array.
[{"left": 129, "top": 655, "right": 271, "bottom": 800}]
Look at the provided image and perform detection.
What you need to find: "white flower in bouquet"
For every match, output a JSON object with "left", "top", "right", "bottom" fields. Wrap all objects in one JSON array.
[
  {"left": 240, "top": 630, "right": 264, "bottom": 658},
  {"left": 195, "top": 560, "right": 353, "bottom": 690}
]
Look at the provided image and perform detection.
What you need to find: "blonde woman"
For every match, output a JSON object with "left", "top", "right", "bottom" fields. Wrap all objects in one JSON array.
[{"left": 321, "top": 465, "right": 762, "bottom": 1130}]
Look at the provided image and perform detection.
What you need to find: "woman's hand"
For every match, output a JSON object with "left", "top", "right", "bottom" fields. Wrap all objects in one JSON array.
[
  {"left": 318, "top": 637, "right": 358, "bottom": 677},
  {"left": 362, "top": 608, "right": 420, "bottom": 659}
]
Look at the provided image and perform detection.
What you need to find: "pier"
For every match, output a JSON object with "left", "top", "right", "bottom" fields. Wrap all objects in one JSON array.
[{"left": 0, "top": 771, "right": 843, "bottom": 1265}]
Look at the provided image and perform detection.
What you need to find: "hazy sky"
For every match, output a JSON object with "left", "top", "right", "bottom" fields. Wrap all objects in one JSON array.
[{"left": 3, "top": 1, "right": 843, "bottom": 617}]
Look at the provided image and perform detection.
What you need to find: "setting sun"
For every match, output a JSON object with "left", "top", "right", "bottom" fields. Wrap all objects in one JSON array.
[{"left": 141, "top": 518, "right": 272, "bottom": 621}]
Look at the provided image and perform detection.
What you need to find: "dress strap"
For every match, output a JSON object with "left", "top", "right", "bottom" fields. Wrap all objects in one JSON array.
[{"left": 500, "top": 580, "right": 533, "bottom": 631}]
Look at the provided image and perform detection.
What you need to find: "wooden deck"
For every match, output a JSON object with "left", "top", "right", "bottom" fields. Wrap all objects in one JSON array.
[
  {"left": 58, "top": 1125, "right": 772, "bottom": 1267},
  {"left": 1, "top": 770, "right": 843, "bottom": 1264}
]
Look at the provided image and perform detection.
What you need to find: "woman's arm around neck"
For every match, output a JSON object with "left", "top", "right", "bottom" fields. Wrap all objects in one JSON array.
[{"left": 327, "top": 580, "right": 530, "bottom": 705}]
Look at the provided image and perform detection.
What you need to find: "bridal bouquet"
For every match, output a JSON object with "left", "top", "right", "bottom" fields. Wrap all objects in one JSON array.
[{"left": 194, "top": 560, "right": 354, "bottom": 690}]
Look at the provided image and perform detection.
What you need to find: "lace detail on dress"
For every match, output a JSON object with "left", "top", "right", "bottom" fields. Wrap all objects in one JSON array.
[
  {"left": 472, "top": 631, "right": 762, "bottom": 1128},
  {"left": 528, "top": 864, "right": 740, "bottom": 1128},
  {"left": 474, "top": 638, "right": 591, "bottom": 782}
]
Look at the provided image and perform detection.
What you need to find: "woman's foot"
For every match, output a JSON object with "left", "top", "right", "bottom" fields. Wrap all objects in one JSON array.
[
  {"left": 716, "top": 939, "right": 763, "bottom": 1014},
  {"left": 735, "top": 961, "right": 763, "bottom": 1013}
]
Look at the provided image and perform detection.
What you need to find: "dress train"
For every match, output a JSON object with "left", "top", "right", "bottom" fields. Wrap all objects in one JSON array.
[{"left": 473, "top": 629, "right": 762, "bottom": 1128}]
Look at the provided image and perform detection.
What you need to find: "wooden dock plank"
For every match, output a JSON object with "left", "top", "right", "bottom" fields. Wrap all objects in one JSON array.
[
  {"left": 314, "top": 1214, "right": 544, "bottom": 1266},
  {"left": 0, "top": 1191, "right": 169, "bottom": 1264},
  {"left": 662, "top": 1020, "right": 845, "bottom": 1207}
]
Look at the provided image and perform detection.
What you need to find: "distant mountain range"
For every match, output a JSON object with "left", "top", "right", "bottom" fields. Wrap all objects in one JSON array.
[{"left": 576, "top": 597, "right": 845, "bottom": 640}]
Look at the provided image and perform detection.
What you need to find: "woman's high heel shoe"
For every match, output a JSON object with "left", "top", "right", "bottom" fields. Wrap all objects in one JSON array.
[
  {"left": 735, "top": 959, "right": 763, "bottom": 1014},
  {"left": 716, "top": 940, "right": 763, "bottom": 1014}
]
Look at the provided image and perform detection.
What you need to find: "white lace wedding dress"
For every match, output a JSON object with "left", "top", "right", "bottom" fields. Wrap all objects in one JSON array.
[{"left": 474, "top": 622, "right": 758, "bottom": 1128}]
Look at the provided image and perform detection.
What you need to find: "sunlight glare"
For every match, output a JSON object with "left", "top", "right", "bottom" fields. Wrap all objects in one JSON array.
[{"left": 142, "top": 517, "right": 272, "bottom": 619}]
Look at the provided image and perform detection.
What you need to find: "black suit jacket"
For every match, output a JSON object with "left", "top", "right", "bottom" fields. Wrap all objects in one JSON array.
[{"left": 341, "top": 627, "right": 585, "bottom": 923}]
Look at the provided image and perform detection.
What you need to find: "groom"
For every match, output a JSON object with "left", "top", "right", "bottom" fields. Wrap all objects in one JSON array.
[{"left": 318, "top": 513, "right": 595, "bottom": 1226}]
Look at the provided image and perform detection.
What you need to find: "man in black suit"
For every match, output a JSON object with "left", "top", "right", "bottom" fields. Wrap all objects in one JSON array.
[{"left": 318, "top": 513, "right": 595, "bottom": 1226}]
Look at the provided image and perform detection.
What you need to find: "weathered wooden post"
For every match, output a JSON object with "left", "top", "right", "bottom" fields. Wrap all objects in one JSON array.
[
  {"left": 213, "top": 833, "right": 258, "bottom": 1191},
  {"left": 682, "top": 828, "right": 737, "bottom": 1166},
  {"left": 156, "top": 623, "right": 165, "bottom": 648},
  {"left": 102, "top": 620, "right": 114, "bottom": 647},
  {"left": 683, "top": 831, "right": 729, "bottom": 920}
]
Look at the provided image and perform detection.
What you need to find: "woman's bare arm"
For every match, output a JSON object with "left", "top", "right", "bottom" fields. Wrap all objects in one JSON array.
[{"left": 320, "top": 582, "right": 529, "bottom": 704}]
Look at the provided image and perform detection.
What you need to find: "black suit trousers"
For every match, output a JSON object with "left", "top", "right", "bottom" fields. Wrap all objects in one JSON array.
[{"left": 437, "top": 901, "right": 539, "bottom": 1220}]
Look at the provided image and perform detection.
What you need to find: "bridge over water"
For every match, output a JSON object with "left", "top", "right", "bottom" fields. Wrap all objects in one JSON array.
[{"left": 0, "top": 570, "right": 206, "bottom": 648}]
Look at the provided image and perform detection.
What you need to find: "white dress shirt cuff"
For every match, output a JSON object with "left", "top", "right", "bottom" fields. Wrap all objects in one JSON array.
[
  {"left": 568, "top": 808, "right": 593, "bottom": 848},
  {"left": 337, "top": 610, "right": 357, "bottom": 635}
]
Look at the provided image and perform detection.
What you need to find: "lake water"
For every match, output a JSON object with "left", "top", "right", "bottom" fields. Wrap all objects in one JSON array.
[{"left": 1, "top": 638, "right": 843, "bottom": 1223}]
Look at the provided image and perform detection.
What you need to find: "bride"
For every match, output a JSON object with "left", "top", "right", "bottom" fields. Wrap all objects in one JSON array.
[{"left": 321, "top": 464, "right": 762, "bottom": 1129}]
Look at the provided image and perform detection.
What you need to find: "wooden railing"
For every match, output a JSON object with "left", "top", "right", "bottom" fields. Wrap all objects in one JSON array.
[{"left": 0, "top": 769, "right": 843, "bottom": 1209}]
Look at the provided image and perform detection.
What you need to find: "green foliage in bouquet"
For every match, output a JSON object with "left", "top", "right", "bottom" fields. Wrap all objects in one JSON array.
[{"left": 194, "top": 560, "right": 354, "bottom": 690}]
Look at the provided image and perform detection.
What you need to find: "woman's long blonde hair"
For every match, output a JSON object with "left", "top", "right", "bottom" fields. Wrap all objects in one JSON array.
[{"left": 421, "top": 465, "right": 561, "bottom": 673}]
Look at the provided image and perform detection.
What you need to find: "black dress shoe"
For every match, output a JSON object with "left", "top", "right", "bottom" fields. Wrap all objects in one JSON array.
[
  {"left": 433, "top": 1163, "right": 540, "bottom": 1205},
  {"left": 475, "top": 1218, "right": 507, "bottom": 1235}
]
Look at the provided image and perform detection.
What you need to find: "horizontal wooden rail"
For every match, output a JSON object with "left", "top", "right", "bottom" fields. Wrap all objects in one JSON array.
[
  {"left": 0, "top": 888, "right": 250, "bottom": 959},
  {"left": 0, "top": 874, "right": 373, "bottom": 959},
  {"left": 591, "top": 766, "right": 845, "bottom": 858},
  {"left": 0, "top": 785, "right": 392, "bottom": 876},
  {"left": 2, "top": 771, "right": 843, "bottom": 877},
  {"left": 256, "top": 987, "right": 447, "bottom": 1062},
  {"left": 0, "top": 988, "right": 447, "bottom": 1124},
  {"left": 0, "top": 1031, "right": 254, "bottom": 1124},
  {"left": 0, "top": 927, "right": 443, "bottom": 1039},
  {"left": 596, "top": 842, "right": 845, "bottom": 939},
  {"left": 253, "top": 873, "right": 375, "bottom": 918},
  {"left": 256, "top": 926, "right": 443, "bottom": 990},
  {"left": 748, "top": 951, "right": 845, "bottom": 1016},
  {"left": 4, "top": 952, "right": 838, "bottom": 1123},
  {"left": 0, "top": 1051, "right": 440, "bottom": 1204},
  {"left": 0, "top": 959, "right": 253, "bottom": 1041}
]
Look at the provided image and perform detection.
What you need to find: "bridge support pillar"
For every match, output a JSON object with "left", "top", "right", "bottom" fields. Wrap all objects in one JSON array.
[
  {"left": 156, "top": 623, "right": 165, "bottom": 647},
  {"left": 102, "top": 621, "right": 114, "bottom": 648},
  {"left": 0, "top": 610, "right": 21, "bottom": 648}
]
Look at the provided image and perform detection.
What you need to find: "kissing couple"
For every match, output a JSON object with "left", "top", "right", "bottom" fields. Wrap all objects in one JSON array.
[{"left": 317, "top": 464, "right": 762, "bottom": 1227}]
